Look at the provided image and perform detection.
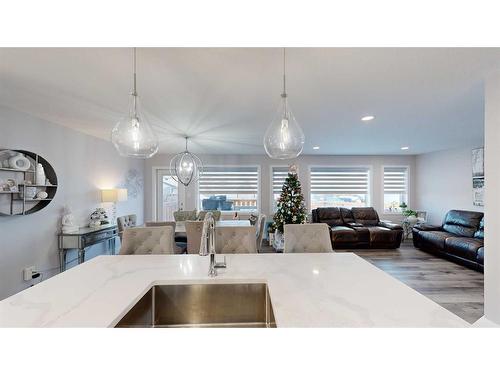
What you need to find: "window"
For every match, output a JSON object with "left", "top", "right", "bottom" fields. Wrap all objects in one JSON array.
[
  {"left": 271, "top": 166, "right": 289, "bottom": 212},
  {"left": 310, "top": 166, "right": 370, "bottom": 209},
  {"left": 198, "top": 166, "right": 259, "bottom": 212},
  {"left": 383, "top": 166, "right": 409, "bottom": 213}
]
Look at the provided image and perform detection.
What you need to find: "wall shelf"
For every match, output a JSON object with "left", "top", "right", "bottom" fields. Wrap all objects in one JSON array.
[
  {"left": 18, "top": 184, "right": 57, "bottom": 188},
  {"left": 13, "top": 198, "right": 53, "bottom": 201},
  {"left": 0, "top": 167, "right": 35, "bottom": 173},
  {"left": 0, "top": 149, "right": 58, "bottom": 216}
]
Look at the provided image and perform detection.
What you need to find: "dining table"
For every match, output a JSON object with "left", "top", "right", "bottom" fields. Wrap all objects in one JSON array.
[{"left": 175, "top": 219, "right": 252, "bottom": 234}]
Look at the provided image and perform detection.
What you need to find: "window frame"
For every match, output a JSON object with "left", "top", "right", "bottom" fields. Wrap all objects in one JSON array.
[
  {"left": 269, "top": 165, "right": 291, "bottom": 214},
  {"left": 382, "top": 165, "right": 411, "bottom": 215},
  {"left": 197, "top": 164, "right": 261, "bottom": 213},
  {"left": 308, "top": 164, "right": 373, "bottom": 211}
]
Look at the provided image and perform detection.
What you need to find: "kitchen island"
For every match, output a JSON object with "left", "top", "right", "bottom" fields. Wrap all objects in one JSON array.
[{"left": 0, "top": 253, "right": 469, "bottom": 327}]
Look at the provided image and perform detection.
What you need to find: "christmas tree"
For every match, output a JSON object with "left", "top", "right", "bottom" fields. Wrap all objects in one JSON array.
[{"left": 273, "top": 166, "right": 307, "bottom": 233}]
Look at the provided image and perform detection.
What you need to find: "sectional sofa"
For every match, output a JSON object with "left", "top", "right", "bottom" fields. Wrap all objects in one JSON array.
[
  {"left": 412, "top": 210, "right": 484, "bottom": 271},
  {"left": 312, "top": 207, "right": 403, "bottom": 249}
]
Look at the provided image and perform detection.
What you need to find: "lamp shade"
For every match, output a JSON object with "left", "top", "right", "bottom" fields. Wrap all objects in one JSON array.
[
  {"left": 101, "top": 189, "right": 128, "bottom": 203},
  {"left": 101, "top": 189, "right": 118, "bottom": 203},
  {"left": 116, "top": 188, "right": 128, "bottom": 202}
]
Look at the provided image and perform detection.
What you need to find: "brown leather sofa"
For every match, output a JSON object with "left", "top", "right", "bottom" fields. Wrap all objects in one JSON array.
[
  {"left": 312, "top": 207, "right": 403, "bottom": 249},
  {"left": 412, "top": 210, "right": 484, "bottom": 271}
]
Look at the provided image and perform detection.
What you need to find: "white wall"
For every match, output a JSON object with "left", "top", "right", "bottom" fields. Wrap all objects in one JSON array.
[
  {"left": 484, "top": 71, "right": 500, "bottom": 325},
  {"left": 144, "top": 153, "right": 416, "bottom": 222},
  {"left": 415, "top": 146, "right": 483, "bottom": 225},
  {"left": 0, "top": 106, "right": 145, "bottom": 300}
]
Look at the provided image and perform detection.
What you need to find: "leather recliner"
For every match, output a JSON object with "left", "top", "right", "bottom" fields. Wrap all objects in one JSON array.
[
  {"left": 312, "top": 207, "right": 403, "bottom": 249},
  {"left": 412, "top": 210, "right": 484, "bottom": 271}
]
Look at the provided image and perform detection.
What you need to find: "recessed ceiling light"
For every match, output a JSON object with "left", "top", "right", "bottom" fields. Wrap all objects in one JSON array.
[
  {"left": 361, "top": 115, "right": 375, "bottom": 122},
  {"left": 401, "top": 146, "right": 409, "bottom": 150},
  {"left": 313, "top": 146, "right": 320, "bottom": 150}
]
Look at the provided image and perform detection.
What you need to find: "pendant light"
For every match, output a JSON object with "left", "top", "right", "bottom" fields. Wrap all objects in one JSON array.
[
  {"left": 112, "top": 48, "right": 159, "bottom": 158},
  {"left": 170, "top": 136, "right": 203, "bottom": 187},
  {"left": 264, "top": 48, "right": 305, "bottom": 159}
]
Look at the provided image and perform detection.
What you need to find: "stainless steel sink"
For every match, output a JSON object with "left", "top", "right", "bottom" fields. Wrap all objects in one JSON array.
[{"left": 115, "top": 283, "right": 276, "bottom": 328}]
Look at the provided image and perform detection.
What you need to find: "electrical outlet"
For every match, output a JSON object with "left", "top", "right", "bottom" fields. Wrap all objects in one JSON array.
[{"left": 23, "top": 266, "right": 35, "bottom": 281}]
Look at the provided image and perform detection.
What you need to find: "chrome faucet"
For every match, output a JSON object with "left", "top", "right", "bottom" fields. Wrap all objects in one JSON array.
[{"left": 199, "top": 212, "right": 226, "bottom": 277}]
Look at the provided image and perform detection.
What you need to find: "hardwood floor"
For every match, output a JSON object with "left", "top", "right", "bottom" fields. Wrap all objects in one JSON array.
[{"left": 261, "top": 240, "right": 484, "bottom": 324}]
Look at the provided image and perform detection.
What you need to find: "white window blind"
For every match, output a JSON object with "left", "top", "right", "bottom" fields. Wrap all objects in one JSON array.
[
  {"left": 199, "top": 166, "right": 259, "bottom": 195},
  {"left": 310, "top": 167, "right": 370, "bottom": 195},
  {"left": 383, "top": 167, "right": 408, "bottom": 194},
  {"left": 272, "top": 167, "right": 290, "bottom": 196},
  {"left": 272, "top": 166, "right": 289, "bottom": 211}
]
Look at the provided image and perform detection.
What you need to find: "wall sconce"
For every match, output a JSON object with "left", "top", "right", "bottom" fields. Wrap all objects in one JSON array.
[{"left": 101, "top": 188, "right": 128, "bottom": 223}]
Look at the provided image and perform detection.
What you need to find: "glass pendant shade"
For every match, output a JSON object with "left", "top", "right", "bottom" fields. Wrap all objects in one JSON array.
[
  {"left": 264, "top": 95, "right": 305, "bottom": 159},
  {"left": 112, "top": 47, "right": 159, "bottom": 159},
  {"left": 264, "top": 48, "right": 305, "bottom": 160},
  {"left": 112, "top": 95, "right": 159, "bottom": 158},
  {"left": 170, "top": 138, "right": 203, "bottom": 186}
]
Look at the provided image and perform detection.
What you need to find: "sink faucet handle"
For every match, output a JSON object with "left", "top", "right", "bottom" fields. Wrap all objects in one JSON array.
[{"left": 215, "top": 255, "right": 227, "bottom": 269}]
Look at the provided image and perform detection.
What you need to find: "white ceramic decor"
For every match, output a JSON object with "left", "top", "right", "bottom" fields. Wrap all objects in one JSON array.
[
  {"left": 9, "top": 153, "right": 31, "bottom": 170},
  {"left": 36, "top": 191, "right": 48, "bottom": 199},
  {"left": 35, "top": 163, "right": 46, "bottom": 185}
]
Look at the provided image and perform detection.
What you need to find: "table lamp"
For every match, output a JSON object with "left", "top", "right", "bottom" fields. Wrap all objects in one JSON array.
[{"left": 101, "top": 188, "right": 128, "bottom": 223}]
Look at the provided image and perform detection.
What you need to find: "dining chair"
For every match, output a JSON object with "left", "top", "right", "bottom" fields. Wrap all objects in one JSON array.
[
  {"left": 215, "top": 226, "right": 257, "bottom": 254},
  {"left": 283, "top": 223, "right": 333, "bottom": 253},
  {"left": 198, "top": 210, "right": 221, "bottom": 221},
  {"left": 145, "top": 221, "right": 184, "bottom": 254},
  {"left": 117, "top": 214, "right": 137, "bottom": 241},
  {"left": 256, "top": 214, "right": 266, "bottom": 252},
  {"left": 185, "top": 220, "right": 204, "bottom": 254},
  {"left": 173, "top": 209, "right": 197, "bottom": 222},
  {"left": 119, "top": 226, "right": 175, "bottom": 255}
]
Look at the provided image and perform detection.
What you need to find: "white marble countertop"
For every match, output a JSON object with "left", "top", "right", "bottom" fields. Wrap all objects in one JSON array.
[{"left": 0, "top": 253, "right": 469, "bottom": 327}]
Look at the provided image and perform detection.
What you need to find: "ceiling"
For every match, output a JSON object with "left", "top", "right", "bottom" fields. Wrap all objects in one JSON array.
[{"left": 0, "top": 48, "right": 497, "bottom": 155}]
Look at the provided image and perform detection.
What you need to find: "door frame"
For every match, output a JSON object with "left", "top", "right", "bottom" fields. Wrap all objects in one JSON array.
[{"left": 151, "top": 166, "right": 186, "bottom": 221}]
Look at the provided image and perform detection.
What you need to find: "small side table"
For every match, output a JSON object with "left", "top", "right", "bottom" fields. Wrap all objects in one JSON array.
[
  {"left": 401, "top": 218, "right": 424, "bottom": 240},
  {"left": 57, "top": 224, "right": 118, "bottom": 272}
]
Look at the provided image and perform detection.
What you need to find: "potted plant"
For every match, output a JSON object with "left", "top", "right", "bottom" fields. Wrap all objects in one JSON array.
[{"left": 403, "top": 208, "right": 418, "bottom": 224}]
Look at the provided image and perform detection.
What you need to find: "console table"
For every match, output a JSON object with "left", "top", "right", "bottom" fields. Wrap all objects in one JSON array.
[{"left": 57, "top": 224, "right": 118, "bottom": 272}]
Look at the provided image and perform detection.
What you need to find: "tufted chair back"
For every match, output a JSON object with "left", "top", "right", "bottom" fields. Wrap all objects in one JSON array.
[
  {"left": 283, "top": 223, "right": 333, "bottom": 253},
  {"left": 145, "top": 221, "right": 183, "bottom": 254},
  {"left": 185, "top": 220, "right": 205, "bottom": 254},
  {"left": 215, "top": 226, "right": 257, "bottom": 254},
  {"left": 173, "top": 210, "right": 197, "bottom": 222},
  {"left": 117, "top": 214, "right": 137, "bottom": 240},
  {"left": 256, "top": 214, "right": 267, "bottom": 252},
  {"left": 119, "top": 226, "right": 174, "bottom": 255},
  {"left": 198, "top": 210, "right": 221, "bottom": 221}
]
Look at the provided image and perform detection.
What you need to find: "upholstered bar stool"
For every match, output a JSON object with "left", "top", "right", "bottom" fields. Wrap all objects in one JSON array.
[
  {"left": 119, "top": 226, "right": 175, "bottom": 255},
  {"left": 283, "top": 223, "right": 333, "bottom": 253},
  {"left": 185, "top": 221, "right": 205, "bottom": 254},
  {"left": 215, "top": 226, "right": 257, "bottom": 254},
  {"left": 145, "top": 221, "right": 184, "bottom": 254},
  {"left": 256, "top": 214, "right": 266, "bottom": 252}
]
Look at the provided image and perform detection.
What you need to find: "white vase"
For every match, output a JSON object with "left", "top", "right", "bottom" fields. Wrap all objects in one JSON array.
[
  {"left": 273, "top": 230, "right": 285, "bottom": 251},
  {"left": 9, "top": 153, "right": 31, "bottom": 170},
  {"left": 407, "top": 215, "right": 418, "bottom": 225},
  {"left": 35, "top": 163, "right": 46, "bottom": 185}
]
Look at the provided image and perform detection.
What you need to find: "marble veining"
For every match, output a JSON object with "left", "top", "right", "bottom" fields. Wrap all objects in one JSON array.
[{"left": 0, "top": 253, "right": 469, "bottom": 327}]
